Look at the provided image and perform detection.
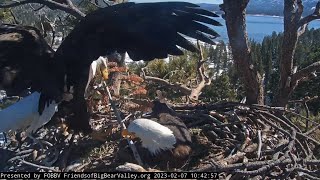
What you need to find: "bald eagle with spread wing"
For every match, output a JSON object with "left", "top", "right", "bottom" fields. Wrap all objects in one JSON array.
[
  {"left": 0, "top": 24, "right": 60, "bottom": 135},
  {"left": 0, "top": 2, "right": 221, "bottom": 134},
  {"left": 53, "top": 2, "right": 221, "bottom": 133}
]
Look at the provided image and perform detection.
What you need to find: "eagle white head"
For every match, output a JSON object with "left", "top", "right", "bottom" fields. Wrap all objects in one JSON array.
[
  {"left": 122, "top": 118, "right": 176, "bottom": 156},
  {"left": 84, "top": 56, "right": 108, "bottom": 99}
]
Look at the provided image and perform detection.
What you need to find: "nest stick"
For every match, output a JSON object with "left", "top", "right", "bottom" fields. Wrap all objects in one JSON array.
[
  {"left": 257, "top": 130, "right": 262, "bottom": 160},
  {"left": 103, "top": 81, "right": 144, "bottom": 166}
]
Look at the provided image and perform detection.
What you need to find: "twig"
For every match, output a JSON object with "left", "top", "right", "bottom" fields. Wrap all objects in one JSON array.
[
  {"left": 103, "top": 82, "right": 144, "bottom": 166},
  {"left": 20, "top": 159, "right": 59, "bottom": 172},
  {"left": 195, "top": 158, "right": 320, "bottom": 172},
  {"left": 234, "top": 156, "right": 287, "bottom": 176},
  {"left": 252, "top": 104, "right": 320, "bottom": 126},
  {"left": 304, "top": 101, "right": 310, "bottom": 131},
  {"left": 304, "top": 124, "right": 320, "bottom": 136},
  {"left": 8, "top": 154, "right": 31, "bottom": 162},
  {"left": 298, "top": 1, "right": 320, "bottom": 28},
  {"left": 9, "top": 9, "right": 19, "bottom": 24},
  {"left": 257, "top": 130, "right": 262, "bottom": 160},
  {"left": 15, "top": 149, "right": 35, "bottom": 156},
  {"left": 0, "top": 0, "right": 85, "bottom": 19}
]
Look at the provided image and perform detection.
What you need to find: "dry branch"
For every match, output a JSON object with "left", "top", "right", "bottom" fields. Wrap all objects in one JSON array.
[
  {"left": 2, "top": 99, "right": 319, "bottom": 177},
  {"left": 103, "top": 82, "right": 144, "bottom": 166},
  {"left": 141, "top": 69, "right": 192, "bottom": 95},
  {"left": 273, "top": 0, "right": 320, "bottom": 106},
  {"left": 195, "top": 158, "right": 320, "bottom": 173},
  {"left": 141, "top": 40, "right": 212, "bottom": 102},
  {"left": 292, "top": 61, "right": 320, "bottom": 84},
  {"left": 0, "top": 0, "right": 85, "bottom": 18},
  {"left": 298, "top": 1, "right": 320, "bottom": 27},
  {"left": 20, "top": 159, "right": 58, "bottom": 172}
]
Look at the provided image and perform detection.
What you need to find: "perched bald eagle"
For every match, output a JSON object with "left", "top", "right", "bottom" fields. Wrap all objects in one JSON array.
[
  {"left": 119, "top": 100, "right": 192, "bottom": 169},
  {"left": 0, "top": 24, "right": 61, "bottom": 135},
  {"left": 53, "top": 2, "right": 221, "bottom": 133},
  {"left": 0, "top": 2, "right": 221, "bottom": 134},
  {"left": 0, "top": 92, "right": 57, "bottom": 134}
]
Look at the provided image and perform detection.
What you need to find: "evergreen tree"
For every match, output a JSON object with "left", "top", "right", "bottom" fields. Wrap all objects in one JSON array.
[{"left": 203, "top": 73, "right": 237, "bottom": 102}]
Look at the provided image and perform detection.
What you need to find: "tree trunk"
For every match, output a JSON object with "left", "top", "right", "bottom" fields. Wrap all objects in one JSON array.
[
  {"left": 272, "top": 0, "right": 300, "bottom": 107},
  {"left": 111, "top": 52, "right": 126, "bottom": 96},
  {"left": 222, "top": 0, "right": 264, "bottom": 105},
  {"left": 262, "top": 0, "right": 320, "bottom": 107}
]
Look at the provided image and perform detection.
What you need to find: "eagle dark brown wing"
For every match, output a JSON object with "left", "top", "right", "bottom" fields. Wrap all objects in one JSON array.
[
  {"left": 0, "top": 24, "right": 60, "bottom": 114},
  {"left": 53, "top": 2, "right": 221, "bottom": 133}
]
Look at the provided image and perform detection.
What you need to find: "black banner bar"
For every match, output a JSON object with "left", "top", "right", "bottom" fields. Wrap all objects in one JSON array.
[{"left": 0, "top": 172, "right": 220, "bottom": 179}]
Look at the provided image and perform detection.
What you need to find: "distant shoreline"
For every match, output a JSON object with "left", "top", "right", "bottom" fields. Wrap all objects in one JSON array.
[
  {"left": 214, "top": 12, "right": 320, "bottom": 21},
  {"left": 213, "top": 12, "right": 283, "bottom": 18},
  {"left": 248, "top": 14, "right": 320, "bottom": 21},
  {"left": 248, "top": 14, "right": 283, "bottom": 18}
]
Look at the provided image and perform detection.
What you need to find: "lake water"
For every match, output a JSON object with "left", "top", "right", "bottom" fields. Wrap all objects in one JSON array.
[{"left": 211, "top": 15, "right": 320, "bottom": 43}]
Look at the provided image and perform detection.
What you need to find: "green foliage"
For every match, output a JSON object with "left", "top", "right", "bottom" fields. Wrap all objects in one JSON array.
[
  {"left": 249, "top": 28, "right": 320, "bottom": 113},
  {"left": 168, "top": 54, "right": 197, "bottom": 85},
  {"left": 0, "top": 8, "right": 13, "bottom": 23},
  {"left": 250, "top": 40, "right": 263, "bottom": 73},
  {"left": 146, "top": 59, "right": 169, "bottom": 78},
  {"left": 127, "top": 61, "right": 146, "bottom": 75},
  {"left": 208, "top": 41, "right": 229, "bottom": 74},
  {"left": 79, "top": 1, "right": 99, "bottom": 14},
  {"left": 203, "top": 73, "right": 237, "bottom": 102},
  {"left": 133, "top": 28, "right": 320, "bottom": 110},
  {"left": 137, "top": 42, "right": 243, "bottom": 103},
  {"left": 292, "top": 45, "right": 320, "bottom": 116}
]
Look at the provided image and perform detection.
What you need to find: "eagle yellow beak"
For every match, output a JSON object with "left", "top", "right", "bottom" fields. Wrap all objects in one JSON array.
[
  {"left": 121, "top": 129, "right": 136, "bottom": 139},
  {"left": 101, "top": 68, "right": 109, "bottom": 80}
]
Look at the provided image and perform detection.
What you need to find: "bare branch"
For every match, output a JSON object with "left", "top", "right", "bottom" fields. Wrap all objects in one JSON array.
[
  {"left": 9, "top": 9, "right": 19, "bottom": 24},
  {"left": 0, "top": 0, "right": 85, "bottom": 19},
  {"left": 195, "top": 158, "right": 320, "bottom": 173},
  {"left": 288, "top": 96, "right": 319, "bottom": 103},
  {"left": 305, "top": 124, "right": 320, "bottom": 136},
  {"left": 20, "top": 159, "right": 59, "bottom": 172},
  {"left": 0, "top": 0, "right": 30, "bottom": 8},
  {"left": 293, "top": 0, "right": 304, "bottom": 26},
  {"left": 189, "top": 40, "right": 212, "bottom": 101},
  {"left": 297, "top": 23, "right": 308, "bottom": 37},
  {"left": 298, "top": 1, "right": 320, "bottom": 28},
  {"left": 196, "top": 40, "right": 206, "bottom": 82},
  {"left": 292, "top": 61, "right": 320, "bottom": 84},
  {"left": 65, "top": 0, "right": 85, "bottom": 17},
  {"left": 141, "top": 68, "right": 192, "bottom": 95},
  {"left": 28, "top": 3, "right": 45, "bottom": 11}
]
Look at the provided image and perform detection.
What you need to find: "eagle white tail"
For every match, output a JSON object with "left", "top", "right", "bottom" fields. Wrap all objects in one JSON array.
[{"left": 0, "top": 92, "right": 57, "bottom": 133}]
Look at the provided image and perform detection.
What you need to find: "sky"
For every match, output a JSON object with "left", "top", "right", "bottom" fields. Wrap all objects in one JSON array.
[{"left": 130, "top": 0, "right": 223, "bottom": 4}]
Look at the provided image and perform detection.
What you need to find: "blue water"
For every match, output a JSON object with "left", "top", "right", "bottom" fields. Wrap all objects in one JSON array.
[{"left": 211, "top": 15, "right": 320, "bottom": 42}]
